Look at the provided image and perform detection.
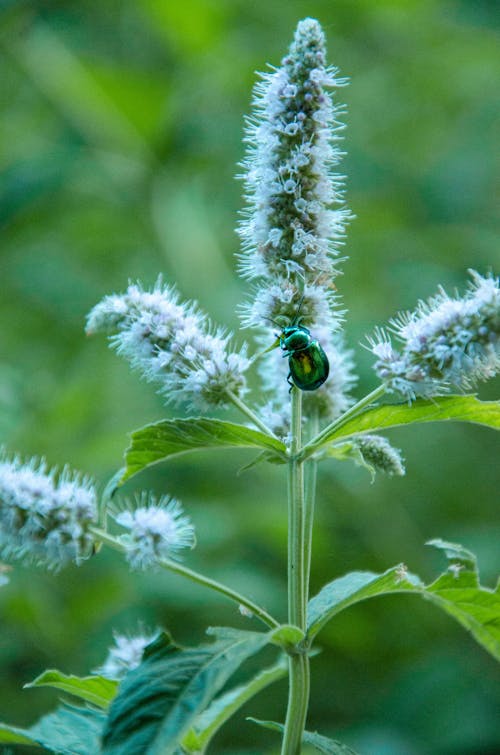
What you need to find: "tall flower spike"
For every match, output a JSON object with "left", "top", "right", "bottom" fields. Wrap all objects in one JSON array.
[
  {"left": 368, "top": 271, "right": 500, "bottom": 399},
  {"left": 111, "top": 494, "right": 195, "bottom": 571},
  {"left": 237, "top": 18, "right": 355, "bottom": 428},
  {"left": 0, "top": 454, "right": 97, "bottom": 571},
  {"left": 86, "top": 279, "right": 249, "bottom": 410},
  {"left": 238, "top": 17, "right": 350, "bottom": 291}
]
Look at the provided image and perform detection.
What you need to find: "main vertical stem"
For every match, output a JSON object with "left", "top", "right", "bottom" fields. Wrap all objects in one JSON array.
[
  {"left": 304, "top": 410, "right": 319, "bottom": 602},
  {"left": 281, "top": 388, "right": 310, "bottom": 755}
]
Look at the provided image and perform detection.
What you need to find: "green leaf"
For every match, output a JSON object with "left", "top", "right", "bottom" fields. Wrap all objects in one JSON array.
[
  {"left": 321, "top": 441, "right": 377, "bottom": 480},
  {"left": 423, "top": 540, "right": 500, "bottom": 659},
  {"left": 102, "top": 627, "right": 271, "bottom": 754},
  {"left": 427, "top": 538, "right": 477, "bottom": 570},
  {"left": 0, "top": 704, "right": 106, "bottom": 753},
  {"left": 301, "top": 729, "right": 360, "bottom": 755},
  {"left": 247, "top": 719, "right": 359, "bottom": 754},
  {"left": 0, "top": 724, "right": 40, "bottom": 745},
  {"left": 237, "top": 449, "right": 286, "bottom": 473},
  {"left": 120, "top": 418, "right": 287, "bottom": 483},
  {"left": 308, "top": 567, "right": 422, "bottom": 639},
  {"left": 25, "top": 669, "right": 118, "bottom": 708},
  {"left": 181, "top": 657, "right": 287, "bottom": 753},
  {"left": 308, "top": 543, "right": 500, "bottom": 661},
  {"left": 302, "top": 395, "right": 500, "bottom": 460}
]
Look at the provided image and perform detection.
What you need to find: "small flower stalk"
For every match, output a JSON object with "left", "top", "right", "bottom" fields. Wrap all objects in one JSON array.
[
  {"left": 111, "top": 494, "right": 196, "bottom": 571},
  {"left": 86, "top": 278, "right": 249, "bottom": 410},
  {"left": 238, "top": 17, "right": 355, "bottom": 428},
  {"left": 0, "top": 454, "right": 97, "bottom": 570},
  {"left": 369, "top": 271, "right": 500, "bottom": 400}
]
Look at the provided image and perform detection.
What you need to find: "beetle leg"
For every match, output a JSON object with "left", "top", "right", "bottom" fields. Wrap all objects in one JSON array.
[{"left": 287, "top": 372, "right": 294, "bottom": 392}]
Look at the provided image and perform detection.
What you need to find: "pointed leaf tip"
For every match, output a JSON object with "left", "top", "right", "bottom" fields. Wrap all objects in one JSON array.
[
  {"left": 303, "top": 395, "right": 500, "bottom": 460},
  {"left": 308, "top": 544, "right": 500, "bottom": 661}
]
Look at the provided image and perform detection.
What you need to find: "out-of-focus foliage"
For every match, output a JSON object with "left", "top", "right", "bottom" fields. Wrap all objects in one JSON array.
[{"left": 0, "top": 1, "right": 498, "bottom": 753}]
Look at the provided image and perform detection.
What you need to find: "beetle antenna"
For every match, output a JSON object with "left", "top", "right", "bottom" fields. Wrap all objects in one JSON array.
[
  {"left": 261, "top": 315, "right": 281, "bottom": 329},
  {"left": 291, "top": 291, "right": 307, "bottom": 326}
]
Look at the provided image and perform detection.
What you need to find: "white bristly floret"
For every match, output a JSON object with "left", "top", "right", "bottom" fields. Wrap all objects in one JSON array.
[
  {"left": 368, "top": 271, "right": 500, "bottom": 399},
  {"left": 113, "top": 495, "right": 195, "bottom": 571},
  {"left": 86, "top": 279, "right": 250, "bottom": 410},
  {"left": 0, "top": 454, "right": 97, "bottom": 570},
  {"left": 94, "top": 630, "right": 157, "bottom": 680}
]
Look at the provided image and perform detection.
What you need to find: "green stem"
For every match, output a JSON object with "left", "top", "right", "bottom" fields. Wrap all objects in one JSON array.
[
  {"left": 304, "top": 410, "right": 319, "bottom": 602},
  {"left": 225, "top": 389, "right": 278, "bottom": 438},
  {"left": 91, "top": 527, "right": 279, "bottom": 630},
  {"left": 288, "top": 388, "right": 306, "bottom": 628},
  {"left": 281, "top": 388, "right": 310, "bottom": 755},
  {"left": 298, "top": 384, "right": 386, "bottom": 461}
]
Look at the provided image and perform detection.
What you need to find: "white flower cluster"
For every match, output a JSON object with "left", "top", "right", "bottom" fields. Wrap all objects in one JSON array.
[
  {"left": 0, "top": 455, "right": 97, "bottom": 570},
  {"left": 112, "top": 495, "right": 195, "bottom": 571},
  {"left": 238, "top": 17, "right": 350, "bottom": 298},
  {"left": 238, "top": 18, "right": 355, "bottom": 428},
  {"left": 95, "top": 630, "right": 157, "bottom": 680},
  {"left": 86, "top": 279, "right": 249, "bottom": 410},
  {"left": 369, "top": 271, "right": 500, "bottom": 399}
]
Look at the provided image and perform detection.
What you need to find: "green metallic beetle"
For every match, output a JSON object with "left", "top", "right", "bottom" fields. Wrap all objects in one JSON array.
[{"left": 279, "top": 323, "right": 329, "bottom": 391}]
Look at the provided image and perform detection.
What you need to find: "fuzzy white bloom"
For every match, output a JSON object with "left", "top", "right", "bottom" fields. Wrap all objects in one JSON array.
[
  {"left": 86, "top": 279, "right": 249, "bottom": 410},
  {"left": 238, "top": 17, "right": 356, "bottom": 422},
  {"left": 368, "top": 271, "right": 500, "bottom": 399},
  {"left": 0, "top": 454, "right": 97, "bottom": 570},
  {"left": 112, "top": 495, "right": 195, "bottom": 571},
  {"left": 94, "top": 630, "right": 157, "bottom": 680}
]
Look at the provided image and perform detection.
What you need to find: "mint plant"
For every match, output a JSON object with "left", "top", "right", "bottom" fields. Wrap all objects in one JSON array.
[{"left": 1, "top": 17, "right": 499, "bottom": 755}]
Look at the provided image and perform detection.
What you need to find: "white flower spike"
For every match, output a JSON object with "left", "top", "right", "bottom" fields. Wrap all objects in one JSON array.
[
  {"left": 369, "top": 271, "right": 500, "bottom": 400},
  {"left": 86, "top": 278, "right": 249, "bottom": 410},
  {"left": 0, "top": 454, "right": 97, "bottom": 571},
  {"left": 238, "top": 17, "right": 356, "bottom": 428}
]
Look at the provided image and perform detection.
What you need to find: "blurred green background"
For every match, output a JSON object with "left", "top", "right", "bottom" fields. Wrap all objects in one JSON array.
[{"left": 0, "top": 1, "right": 499, "bottom": 753}]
